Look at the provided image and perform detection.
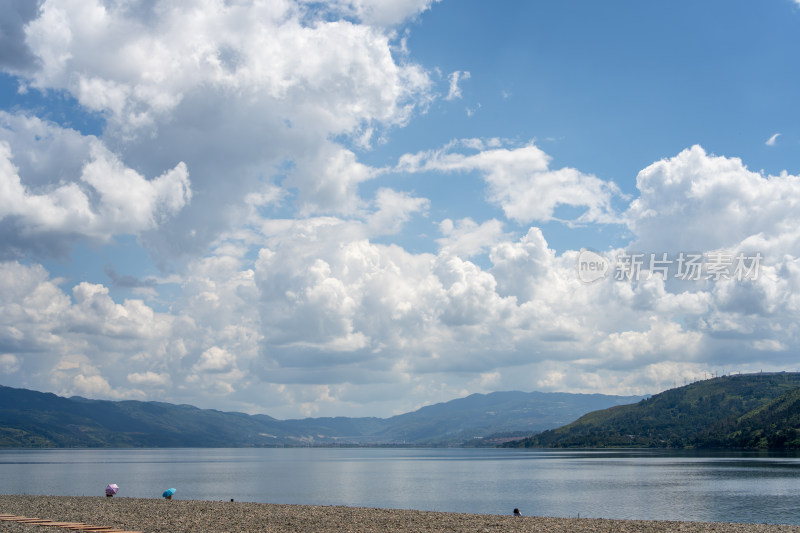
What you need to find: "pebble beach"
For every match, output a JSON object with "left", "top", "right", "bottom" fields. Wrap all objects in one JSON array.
[{"left": 2, "top": 495, "right": 800, "bottom": 533}]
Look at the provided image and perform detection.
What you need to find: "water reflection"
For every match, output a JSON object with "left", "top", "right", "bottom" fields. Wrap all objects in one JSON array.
[{"left": 0, "top": 448, "right": 798, "bottom": 524}]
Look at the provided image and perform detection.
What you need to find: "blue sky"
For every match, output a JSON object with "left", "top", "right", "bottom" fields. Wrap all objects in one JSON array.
[{"left": 1, "top": 0, "right": 800, "bottom": 419}]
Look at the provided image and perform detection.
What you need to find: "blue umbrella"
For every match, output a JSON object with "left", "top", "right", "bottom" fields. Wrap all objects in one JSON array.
[{"left": 162, "top": 488, "right": 176, "bottom": 499}]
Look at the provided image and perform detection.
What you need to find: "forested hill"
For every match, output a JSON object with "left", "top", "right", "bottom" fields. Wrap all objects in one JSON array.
[{"left": 505, "top": 372, "right": 800, "bottom": 449}]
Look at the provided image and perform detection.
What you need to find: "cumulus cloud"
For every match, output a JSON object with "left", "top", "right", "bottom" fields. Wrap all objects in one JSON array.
[
  {"left": 0, "top": 260, "right": 184, "bottom": 399},
  {"left": 127, "top": 371, "right": 171, "bottom": 387},
  {"left": 16, "top": 0, "right": 433, "bottom": 263},
  {"left": 627, "top": 145, "right": 800, "bottom": 254},
  {"left": 367, "top": 188, "right": 429, "bottom": 235},
  {"left": 287, "top": 143, "right": 377, "bottom": 215},
  {"left": 4, "top": 162, "right": 800, "bottom": 417},
  {"left": 68, "top": 282, "right": 174, "bottom": 339},
  {"left": 437, "top": 218, "right": 505, "bottom": 258},
  {"left": 22, "top": 0, "right": 432, "bottom": 135},
  {"left": 0, "top": 113, "right": 190, "bottom": 257},
  {"left": 72, "top": 374, "right": 117, "bottom": 398},
  {"left": 2, "top": 0, "right": 800, "bottom": 419},
  {"left": 598, "top": 320, "right": 704, "bottom": 368},
  {"left": 0, "top": 142, "right": 188, "bottom": 242},
  {"left": 4, "top": 136, "right": 800, "bottom": 418},
  {"left": 193, "top": 346, "right": 237, "bottom": 373},
  {"left": 397, "top": 140, "right": 624, "bottom": 224}
]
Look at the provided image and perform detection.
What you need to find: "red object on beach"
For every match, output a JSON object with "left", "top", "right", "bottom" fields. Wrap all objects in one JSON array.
[{"left": 106, "top": 483, "right": 119, "bottom": 496}]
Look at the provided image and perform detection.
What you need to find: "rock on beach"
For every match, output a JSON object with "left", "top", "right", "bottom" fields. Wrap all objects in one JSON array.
[{"left": 1, "top": 495, "right": 799, "bottom": 533}]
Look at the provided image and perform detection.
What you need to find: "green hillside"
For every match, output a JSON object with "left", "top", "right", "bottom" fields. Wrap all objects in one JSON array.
[
  {"left": 706, "top": 384, "right": 800, "bottom": 448},
  {"left": 506, "top": 373, "right": 800, "bottom": 449}
]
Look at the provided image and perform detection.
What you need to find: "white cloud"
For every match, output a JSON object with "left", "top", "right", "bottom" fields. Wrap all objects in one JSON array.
[
  {"left": 445, "top": 70, "right": 470, "bottom": 101},
  {"left": 17, "top": 0, "right": 434, "bottom": 262},
  {"left": 367, "top": 188, "right": 429, "bottom": 235},
  {"left": 437, "top": 218, "right": 505, "bottom": 258},
  {"left": 0, "top": 261, "right": 72, "bottom": 353},
  {"left": 3, "top": 135, "right": 800, "bottom": 418},
  {"left": 0, "top": 260, "right": 189, "bottom": 402},
  {"left": 67, "top": 283, "right": 168, "bottom": 341},
  {"left": 627, "top": 145, "right": 800, "bottom": 254},
  {"left": 314, "top": 0, "right": 440, "bottom": 27},
  {"left": 0, "top": 354, "right": 20, "bottom": 374},
  {"left": 193, "top": 346, "right": 237, "bottom": 373},
  {"left": 3, "top": 1, "right": 800, "bottom": 420},
  {"left": 765, "top": 132, "right": 780, "bottom": 146},
  {"left": 397, "top": 140, "right": 623, "bottom": 224},
  {"left": 127, "top": 371, "right": 171, "bottom": 387},
  {"left": 72, "top": 374, "right": 116, "bottom": 398},
  {"left": 4, "top": 167, "right": 800, "bottom": 417},
  {"left": 81, "top": 143, "right": 191, "bottom": 231},
  {"left": 0, "top": 115, "right": 190, "bottom": 253},
  {"left": 598, "top": 320, "right": 704, "bottom": 368},
  {"left": 23, "top": 1, "right": 432, "bottom": 134},
  {"left": 287, "top": 143, "right": 376, "bottom": 216},
  {"left": 752, "top": 339, "right": 786, "bottom": 352}
]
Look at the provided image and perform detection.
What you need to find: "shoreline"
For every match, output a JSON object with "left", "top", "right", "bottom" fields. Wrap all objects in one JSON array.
[{"left": 2, "top": 495, "right": 799, "bottom": 533}]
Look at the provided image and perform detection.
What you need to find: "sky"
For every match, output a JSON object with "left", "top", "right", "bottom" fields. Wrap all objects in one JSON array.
[{"left": 2, "top": 0, "right": 800, "bottom": 419}]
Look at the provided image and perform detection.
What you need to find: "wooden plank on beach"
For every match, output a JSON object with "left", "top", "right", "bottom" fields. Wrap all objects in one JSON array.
[
  {"left": 67, "top": 525, "right": 130, "bottom": 533},
  {"left": 0, "top": 512, "right": 140, "bottom": 533}
]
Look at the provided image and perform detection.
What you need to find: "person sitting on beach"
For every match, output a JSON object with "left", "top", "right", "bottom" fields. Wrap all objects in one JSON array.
[{"left": 513, "top": 508, "right": 521, "bottom": 516}]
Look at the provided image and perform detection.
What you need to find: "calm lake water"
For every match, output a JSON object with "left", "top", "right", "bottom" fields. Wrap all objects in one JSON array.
[{"left": 1, "top": 448, "right": 799, "bottom": 524}]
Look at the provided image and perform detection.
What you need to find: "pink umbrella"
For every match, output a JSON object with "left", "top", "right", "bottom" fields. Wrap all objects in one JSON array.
[{"left": 105, "top": 484, "right": 119, "bottom": 497}]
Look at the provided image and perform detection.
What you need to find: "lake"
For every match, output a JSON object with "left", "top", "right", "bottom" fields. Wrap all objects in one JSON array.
[{"left": 1, "top": 448, "right": 799, "bottom": 524}]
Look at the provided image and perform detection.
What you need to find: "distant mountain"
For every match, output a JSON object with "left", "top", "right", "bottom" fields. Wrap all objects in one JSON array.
[
  {"left": 505, "top": 372, "right": 800, "bottom": 449},
  {"left": 366, "top": 391, "right": 643, "bottom": 445},
  {"left": 0, "top": 385, "right": 641, "bottom": 448},
  {"left": 0, "top": 386, "right": 290, "bottom": 448}
]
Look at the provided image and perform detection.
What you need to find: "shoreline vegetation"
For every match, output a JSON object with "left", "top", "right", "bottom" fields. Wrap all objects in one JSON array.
[
  {"left": 506, "top": 373, "right": 800, "bottom": 449},
  {"left": 1, "top": 496, "right": 799, "bottom": 533}
]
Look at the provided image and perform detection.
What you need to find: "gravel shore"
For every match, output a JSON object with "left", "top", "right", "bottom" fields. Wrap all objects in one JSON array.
[{"left": 1, "top": 495, "right": 799, "bottom": 533}]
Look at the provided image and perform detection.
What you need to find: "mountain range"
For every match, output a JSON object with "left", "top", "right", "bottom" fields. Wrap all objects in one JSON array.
[
  {"left": 0, "top": 385, "right": 642, "bottom": 448},
  {"left": 506, "top": 372, "right": 800, "bottom": 449}
]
